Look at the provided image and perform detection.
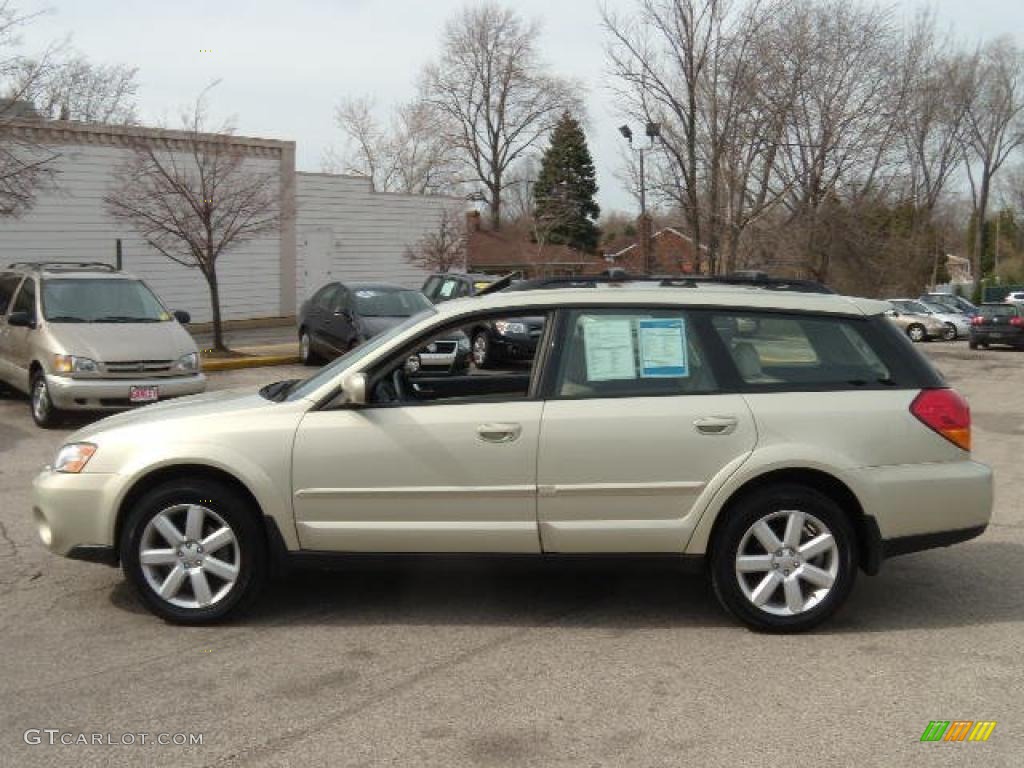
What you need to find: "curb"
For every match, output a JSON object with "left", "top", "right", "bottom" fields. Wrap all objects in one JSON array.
[{"left": 201, "top": 354, "right": 301, "bottom": 372}]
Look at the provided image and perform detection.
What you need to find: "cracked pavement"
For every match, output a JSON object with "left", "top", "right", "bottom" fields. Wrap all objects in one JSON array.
[{"left": 0, "top": 348, "right": 1021, "bottom": 767}]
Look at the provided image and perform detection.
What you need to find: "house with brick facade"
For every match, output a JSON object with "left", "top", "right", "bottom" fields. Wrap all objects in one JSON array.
[
  {"left": 605, "top": 220, "right": 706, "bottom": 276},
  {"left": 464, "top": 211, "right": 607, "bottom": 278}
]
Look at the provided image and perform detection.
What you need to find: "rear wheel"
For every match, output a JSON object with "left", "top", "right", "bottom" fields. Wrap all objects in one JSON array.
[
  {"left": 941, "top": 323, "right": 956, "bottom": 341},
  {"left": 120, "top": 479, "right": 266, "bottom": 624},
  {"left": 906, "top": 324, "right": 926, "bottom": 343},
  {"left": 968, "top": 339, "right": 978, "bottom": 350},
  {"left": 30, "top": 370, "right": 62, "bottom": 428},
  {"left": 299, "top": 329, "right": 321, "bottom": 366},
  {"left": 711, "top": 484, "right": 857, "bottom": 633}
]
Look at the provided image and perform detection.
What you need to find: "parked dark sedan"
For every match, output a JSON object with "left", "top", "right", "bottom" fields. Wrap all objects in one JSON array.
[
  {"left": 969, "top": 303, "right": 1024, "bottom": 349},
  {"left": 298, "top": 281, "right": 470, "bottom": 371}
]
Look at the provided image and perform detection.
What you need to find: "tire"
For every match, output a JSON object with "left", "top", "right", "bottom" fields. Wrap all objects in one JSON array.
[
  {"left": 710, "top": 483, "right": 857, "bottom": 633},
  {"left": 30, "top": 369, "right": 62, "bottom": 428},
  {"left": 471, "top": 330, "right": 492, "bottom": 369},
  {"left": 120, "top": 478, "right": 267, "bottom": 624},
  {"left": 906, "top": 324, "right": 926, "bottom": 343},
  {"left": 299, "top": 329, "right": 321, "bottom": 366},
  {"left": 968, "top": 339, "right": 978, "bottom": 350},
  {"left": 942, "top": 323, "right": 956, "bottom": 341}
]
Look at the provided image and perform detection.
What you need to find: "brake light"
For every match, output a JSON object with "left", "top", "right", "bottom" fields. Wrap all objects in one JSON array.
[
  {"left": 1011, "top": 317, "right": 1024, "bottom": 328},
  {"left": 971, "top": 315, "right": 985, "bottom": 325},
  {"left": 910, "top": 389, "right": 971, "bottom": 451}
]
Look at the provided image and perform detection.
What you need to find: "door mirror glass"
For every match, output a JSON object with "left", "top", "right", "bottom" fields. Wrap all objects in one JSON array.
[
  {"left": 7, "top": 310, "right": 33, "bottom": 328},
  {"left": 341, "top": 372, "right": 367, "bottom": 405},
  {"left": 172, "top": 310, "right": 191, "bottom": 324}
]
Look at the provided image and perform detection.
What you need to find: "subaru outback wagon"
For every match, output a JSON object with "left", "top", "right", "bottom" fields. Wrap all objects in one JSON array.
[{"left": 32, "top": 279, "right": 992, "bottom": 632}]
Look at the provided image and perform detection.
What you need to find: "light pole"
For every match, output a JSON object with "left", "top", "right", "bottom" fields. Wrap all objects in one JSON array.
[{"left": 619, "top": 122, "right": 660, "bottom": 274}]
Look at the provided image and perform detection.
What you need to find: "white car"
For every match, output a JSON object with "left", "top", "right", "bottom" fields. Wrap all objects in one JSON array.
[
  {"left": 889, "top": 298, "right": 970, "bottom": 340},
  {"left": 32, "top": 278, "right": 993, "bottom": 632},
  {"left": 1005, "top": 291, "right": 1024, "bottom": 304}
]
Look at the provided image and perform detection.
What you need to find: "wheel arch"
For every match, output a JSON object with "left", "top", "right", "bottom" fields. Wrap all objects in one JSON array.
[{"left": 703, "top": 467, "right": 879, "bottom": 575}]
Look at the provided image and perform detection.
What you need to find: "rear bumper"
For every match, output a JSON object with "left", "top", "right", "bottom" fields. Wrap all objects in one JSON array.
[
  {"left": 970, "top": 328, "right": 1024, "bottom": 345},
  {"left": 45, "top": 373, "right": 207, "bottom": 410}
]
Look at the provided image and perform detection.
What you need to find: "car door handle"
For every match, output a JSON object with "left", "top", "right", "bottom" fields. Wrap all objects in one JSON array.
[
  {"left": 477, "top": 423, "right": 522, "bottom": 443},
  {"left": 694, "top": 416, "right": 739, "bottom": 435}
]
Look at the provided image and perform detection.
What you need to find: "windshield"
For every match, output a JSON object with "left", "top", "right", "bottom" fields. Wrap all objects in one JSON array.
[
  {"left": 980, "top": 305, "right": 1015, "bottom": 317},
  {"left": 895, "top": 300, "right": 930, "bottom": 314},
  {"left": 353, "top": 289, "right": 431, "bottom": 317},
  {"left": 42, "top": 278, "right": 169, "bottom": 322},
  {"left": 284, "top": 308, "right": 436, "bottom": 401},
  {"left": 921, "top": 301, "right": 953, "bottom": 315}
]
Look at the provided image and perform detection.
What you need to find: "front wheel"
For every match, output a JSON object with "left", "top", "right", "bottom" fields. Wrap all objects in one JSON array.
[
  {"left": 942, "top": 323, "right": 957, "bottom": 341},
  {"left": 30, "top": 370, "right": 62, "bottom": 428},
  {"left": 906, "top": 324, "right": 926, "bottom": 343},
  {"left": 471, "top": 331, "right": 492, "bottom": 369},
  {"left": 711, "top": 484, "right": 857, "bottom": 633},
  {"left": 120, "top": 479, "right": 266, "bottom": 624},
  {"left": 299, "top": 329, "right": 321, "bottom": 366}
]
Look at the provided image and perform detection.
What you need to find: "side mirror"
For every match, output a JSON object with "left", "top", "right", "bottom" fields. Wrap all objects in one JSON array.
[
  {"left": 404, "top": 355, "right": 422, "bottom": 375},
  {"left": 172, "top": 310, "right": 191, "bottom": 324},
  {"left": 7, "top": 310, "right": 34, "bottom": 328},
  {"left": 341, "top": 372, "right": 367, "bottom": 406}
]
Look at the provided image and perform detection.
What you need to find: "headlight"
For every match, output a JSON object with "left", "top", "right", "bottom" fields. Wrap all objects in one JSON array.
[
  {"left": 53, "top": 443, "right": 97, "bottom": 474},
  {"left": 494, "top": 321, "right": 527, "bottom": 336},
  {"left": 173, "top": 352, "right": 199, "bottom": 372},
  {"left": 53, "top": 354, "right": 98, "bottom": 374}
]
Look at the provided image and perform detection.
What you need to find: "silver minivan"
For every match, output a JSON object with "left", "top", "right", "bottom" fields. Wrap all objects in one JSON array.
[{"left": 0, "top": 262, "right": 206, "bottom": 427}]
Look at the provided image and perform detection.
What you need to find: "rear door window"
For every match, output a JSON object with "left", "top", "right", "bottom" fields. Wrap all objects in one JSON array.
[{"left": 710, "top": 312, "right": 891, "bottom": 389}]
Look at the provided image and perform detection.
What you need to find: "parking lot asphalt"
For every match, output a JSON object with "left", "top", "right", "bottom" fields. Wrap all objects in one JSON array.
[{"left": 0, "top": 345, "right": 1021, "bottom": 767}]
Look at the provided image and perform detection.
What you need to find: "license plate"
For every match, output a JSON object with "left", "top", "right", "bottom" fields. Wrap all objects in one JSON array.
[{"left": 129, "top": 385, "right": 159, "bottom": 404}]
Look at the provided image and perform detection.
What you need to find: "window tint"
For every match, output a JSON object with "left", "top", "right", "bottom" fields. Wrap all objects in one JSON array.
[
  {"left": 12, "top": 277, "right": 36, "bottom": 317},
  {"left": 553, "top": 309, "right": 716, "bottom": 399},
  {"left": 422, "top": 277, "right": 441, "bottom": 301},
  {"left": 330, "top": 287, "right": 350, "bottom": 313},
  {"left": 0, "top": 274, "right": 21, "bottom": 315},
  {"left": 892, "top": 300, "right": 930, "bottom": 314},
  {"left": 42, "top": 278, "right": 168, "bottom": 322},
  {"left": 979, "top": 305, "right": 1016, "bottom": 317},
  {"left": 711, "top": 312, "right": 891, "bottom": 387}
]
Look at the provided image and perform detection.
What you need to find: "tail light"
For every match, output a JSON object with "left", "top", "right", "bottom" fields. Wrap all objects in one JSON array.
[
  {"left": 1010, "top": 317, "right": 1024, "bottom": 328},
  {"left": 910, "top": 389, "right": 971, "bottom": 451},
  {"left": 971, "top": 316, "right": 985, "bottom": 325}
]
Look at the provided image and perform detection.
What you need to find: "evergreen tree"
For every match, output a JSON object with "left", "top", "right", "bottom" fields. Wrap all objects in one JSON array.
[{"left": 533, "top": 112, "right": 600, "bottom": 252}]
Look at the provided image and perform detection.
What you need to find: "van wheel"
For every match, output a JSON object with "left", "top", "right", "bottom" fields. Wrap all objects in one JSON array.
[
  {"left": 120, "top": 479, "right": 267, "bottom": 624},
  {"left": 906, "top": 324, "right": 926, "bottom": 342},
  {"left": 711, "top": 484, "right": 857, "bottom": 633},
  {"left": 30, "top": 370, "right": 62, "bottom": 428}
]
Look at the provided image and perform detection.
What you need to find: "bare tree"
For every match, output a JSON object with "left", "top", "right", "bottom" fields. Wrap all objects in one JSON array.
[
  {"left": 0, "top": 1, "right": 59, "bottom": 216},
  {"left": 326, "top": 95, "right": 457, "bottom": 194},
  {"left": 960, "top": 37, "right": 1024, "bottom": 283},
  {"left": 104, "top": 92, "right": 281, "bottom": 351},
  {"left": 403, "top": 206, "right": 467, "bottom": 272},
  {"left": 421, "top": 2, "right": 581, "bottom": 230},
  {"left": 11, "top": 51, "right": 139, "bottom": 123}
]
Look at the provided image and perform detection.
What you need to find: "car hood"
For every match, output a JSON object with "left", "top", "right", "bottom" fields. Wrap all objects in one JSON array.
[
  {"left": 68, "top": 388, "right": 269, "bottom": 441},
  {"left": 46, "top": 321, "right": 197, "bottom": 362}
]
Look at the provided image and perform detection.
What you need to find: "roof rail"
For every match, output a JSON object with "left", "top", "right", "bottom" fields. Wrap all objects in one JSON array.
[
  {"left": 7, "top": 261, "right": 119, "bottom": 273},
  {"left": 504, "top": 272, "right": 834, "bottom": 295}
]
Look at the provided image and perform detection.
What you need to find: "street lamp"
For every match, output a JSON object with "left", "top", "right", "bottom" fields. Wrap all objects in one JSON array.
[{"left": 619, "top": 121, "right": 661, "bottom": 274}]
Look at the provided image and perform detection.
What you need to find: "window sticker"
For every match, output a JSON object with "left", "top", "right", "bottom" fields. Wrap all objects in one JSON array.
[
  {"left": 582, "top": 317, "right": 636, "bottom": 381},
  {"left": 638, "top": 317, "right": 689, "bottom": 378},
  {"left": 354, "top": 290, "right": 375, "bottom": 298},
  {"left": 439, "top": 280, "right": 456, "bottom": 298}
]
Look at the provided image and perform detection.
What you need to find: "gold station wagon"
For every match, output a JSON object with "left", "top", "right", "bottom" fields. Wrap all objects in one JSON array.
[{"left": 32, "top": 276, "right": 992, "bottom": 632}]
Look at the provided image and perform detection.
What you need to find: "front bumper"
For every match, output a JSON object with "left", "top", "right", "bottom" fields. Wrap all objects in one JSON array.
[
  {"left": 45, "top": 373, "right": 207, "bottom": 410},
  {"left": 32, "top": 469, "right": 125, "bottom": 561}
]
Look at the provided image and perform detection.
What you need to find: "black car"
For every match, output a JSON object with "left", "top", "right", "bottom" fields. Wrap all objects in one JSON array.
[
  {"left": 421, "top": 272, "right": 543, "bottom": 367},
  {"left": 969, "top": 303, "right": 1024, "bottom": 349},
  {"left": 298, "top": 281, "right": 470, "bottom": 371}
]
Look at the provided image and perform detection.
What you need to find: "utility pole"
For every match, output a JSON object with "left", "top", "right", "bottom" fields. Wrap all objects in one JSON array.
[{"left": 619, "top": 122, "right": 661, "bottom": 274}]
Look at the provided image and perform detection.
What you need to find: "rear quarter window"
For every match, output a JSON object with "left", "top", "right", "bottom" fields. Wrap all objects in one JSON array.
[{"left": 708, "top": 311, "right": 940, "bottom": 390}]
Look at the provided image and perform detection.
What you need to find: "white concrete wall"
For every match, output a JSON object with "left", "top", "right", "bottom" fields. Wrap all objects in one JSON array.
[
  {"left": 295, "top": 173, "right": 461, "bottom": 302},
  {"left": 0, "top": 142, "right": 283, "bottom": 324}
]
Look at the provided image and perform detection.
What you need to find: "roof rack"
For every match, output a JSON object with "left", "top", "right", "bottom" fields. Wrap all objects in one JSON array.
[
  {"left": 7, "top": 261, "right": 119, "bottom": 273},
  {"left": 503, "top": 273, "right": 834, "bottom": 295}
]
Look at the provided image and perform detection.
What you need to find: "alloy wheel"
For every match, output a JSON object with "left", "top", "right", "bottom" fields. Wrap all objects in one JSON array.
[
  {"left": 139, "top": 504, "right": 240, "bottom": 609},
  {"left": 908, "top": 325, "right": 925, "bottom": 342},
  {"left": 942, "top": 323, "right": 956, "bottom": 341},
  {"left": 32, "top": 377, "right": 50, "bottom": 423},
  {"left": 734, "top": 509, "right": 839, "bottom": 617},
  {"left": 472, "top": 334, "right": 489, "bottom": 367}
]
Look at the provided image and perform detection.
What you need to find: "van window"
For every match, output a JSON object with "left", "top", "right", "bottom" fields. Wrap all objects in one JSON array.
[
  {"left": 710, "top": 312, "right": 891, "bottom": 388},
  {"left": 12, "top": 277, "right": 36, "bottom": 318},
  {"left": 552, "top": 308, "right": 717, "bottom": 399},
  {"left": 0, "top": 273, "right": 21, "bottom": 315}
]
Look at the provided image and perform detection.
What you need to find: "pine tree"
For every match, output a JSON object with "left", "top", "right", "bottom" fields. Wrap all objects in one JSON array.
[{"left": 533, "top": 112, "right": 600, "bottom": 252}]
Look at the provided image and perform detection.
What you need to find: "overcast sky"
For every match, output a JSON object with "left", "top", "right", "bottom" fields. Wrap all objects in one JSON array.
[{"left": 14, "top": 0, "right": 1024, "bottom": 215}]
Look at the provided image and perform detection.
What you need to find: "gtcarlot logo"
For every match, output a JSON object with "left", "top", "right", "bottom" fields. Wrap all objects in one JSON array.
[
  {"left": 24, "top": 729, "right": 203, "bottom": 747},
  {"left": 920, "top": 721, "right": 997, "bottom": 742}
]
